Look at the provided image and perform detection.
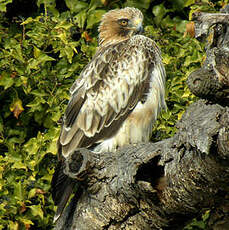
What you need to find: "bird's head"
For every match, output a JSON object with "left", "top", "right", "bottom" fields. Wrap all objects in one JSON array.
[{"left": 98, "top": 7, "right": 144, "bottom": 47}]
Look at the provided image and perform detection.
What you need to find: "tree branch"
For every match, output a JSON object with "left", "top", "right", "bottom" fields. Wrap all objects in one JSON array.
[{"left": 54, "top": 101, "right": 229, "bottom": 230}]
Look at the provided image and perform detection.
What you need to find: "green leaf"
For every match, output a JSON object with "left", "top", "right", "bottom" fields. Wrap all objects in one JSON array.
[
  {"left": 27, "top": 53, "right": 55, "bottom": 70},
  {"left": 31, "top": 89, "right": 48, "bottom": 97},
  {"left": 46, "top": 140, "right": 57, "bottom": 155},
  {"left": 0, "top": 0, "right": 12, "bottom": 12},
  {"left": 184, "top": 0, "right": 196, "bottom": 7},
  {"left": 8, "top": 221, "right": 19, "bottom": 230},
  {"left": 36, "top": 52, "right": 56, "bottom": 63},
  {"left": 33, "top": 46, "right": 41, "bottom": 59},
  {"left": 202, "top": 210, "right": 210, "bottom": 222},
  {"left": 41, "top": 173, "right": 52, "bottom": 181},
  {"left": 161, "top": 111, "right": 172, "bottom": 120},
  {"left": 24, "top": 138, "right": 40, "bottom": 155},
  {"left": 87, "top": 10, "right": 106, "bottom": 29},
  {"left": 20, "top": 17, "right": 34, "bottom": 25},
  {"left": 10, "top": 98, "right": 24, "bottom": 119},
  {"left": 73, "top": 10, "right": 87, "bottom": 29},
  {"left": 168, "top": 0, "right": 186, "bottom": 10},
  {"left": 184, "top": 49, "right": 202, "bottom": 66},
  {"left": 88, "top": 0, "right": 103, "bottom": 12},
  {"left": 152, "top": 3, "right": 167, "bottom": 17},
  {"left": 26, "top": 97, "right": 46, "bottom": 111},
  {"left": 37, "top": 0, "right": 59, "bottom": 16},
  {"left": 12, "top": 161, "right": 27, "bottom": 170},
  {"left": 173, "top": 18, "right": 188, "bottom": 33},
  {"left": 54, "top": 20, "right": 73, "bottom": 30},
  {"left": 62, "top": 46, "right": 74, "bottom": 63},
  {"left": 13, "top": 44, "right": 25, "bottom": 63},
  {"left": 28, "top": 188, "right": 37, "bottom": 199},
  {"left": 14, "top": 181, "right": 24, "bottom": 201},
  {"left": 51, "top": 109, "right": 61, "bottom": 122},
  {"left": 29, "top": 205, "right": 44, "bottom": 219},
  {"left": 0, "top": 71, "right": 14, "bottom": 89},
  {"left": 43, "top": 115, "right": 54, "bottom": 128},
  {"left": 152, "top": 4, "right": 170, "bottom": 25},
  {"left": 65, "top": 0, "right": 88, "bottom": 13},
  {"left": 18, "top": 217, "right": 34, "bottom": 227},
  {"left": 124, "top": 0, "right": 151, "bottom": 9}
]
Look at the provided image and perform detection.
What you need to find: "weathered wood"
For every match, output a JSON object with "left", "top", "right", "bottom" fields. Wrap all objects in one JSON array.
[
  {"left": 54, "top": 101, "right": 229, "bottom": 230},
  {"left": 192, "top": 11, "right": 229, "bottom": 39},
  {"left": 54, "top": 8, "right": 229, "bottom": 230},
  {"left": 187, "top": 10, "right": 229, "bottom": 103}
]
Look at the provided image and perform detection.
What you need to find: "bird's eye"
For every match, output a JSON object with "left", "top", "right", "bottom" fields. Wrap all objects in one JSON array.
[{"left": 119, "top": 19, "right": 129, "bottom": 26}]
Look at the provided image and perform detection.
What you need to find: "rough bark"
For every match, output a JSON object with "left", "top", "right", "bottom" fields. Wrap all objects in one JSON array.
[
  {"left": 54, "top": 8, "right": 229, "bottom": 230},
  {"left": 187, "top": 9, "right": 229, "bottom": 103},
  {"left": 54, "top": 100, "right": 229, "bottom": 230}
]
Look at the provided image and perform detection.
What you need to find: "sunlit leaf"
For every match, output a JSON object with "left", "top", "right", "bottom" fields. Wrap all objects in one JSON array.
[
  {"left": 28, "top": 53, "right": 55, "bottom": 70},
  {"left": 0, "top": 0, "right": 12, "bottom": 12},
  {"left": 21, "top": 17, "right": 34, "bottom": 25},
  {"left": 73, "top": 10, "right": 87, "bottom": 28},
  {"left": 8, "top": 221, "right": 19, "bottom": 230},
  {"left": 46, "top": 141, "right": 57, "bottom": 154},
  {"left": 28, "top": 188, "right": 37, "bottom": 199},
  {"left": 12, "top": 161, "right": 27, "bottom": 170},
  {"left": 0, "top": 71, "right": 14, "bottom": 89},
  {"left": 14, "top": 181, "right": 24, "bottom": 201},
  {"left": 24, "top": 138, "right": 40, "bottom": 154},
  {"left": 202, "top": 210, "right": 210, "bottom": 221},
  {"left": 87, "top": 10, "right": 106, "bottom": 29},
  {"left": 54, "top": 20, "right": 73, "bottom": 30},
  {"left": 29, "top": 205, "right": 44, "bottom": 219},
  {"left": 18, "top": 217, "right": 34, "bottom": 229},
  {"left": 65, "top": 0, "right": 88, "bottom": 13},
  {"left": 10, "top": 99, "right": 24, "bottom": 119},
  {"left": 33, "top": 46, "right": 41, "bottom": 59}
]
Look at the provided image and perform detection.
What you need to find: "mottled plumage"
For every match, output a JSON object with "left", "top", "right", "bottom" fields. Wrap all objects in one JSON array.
[{"left": 52, "top": 7, "right": 166, "bottom": 222}]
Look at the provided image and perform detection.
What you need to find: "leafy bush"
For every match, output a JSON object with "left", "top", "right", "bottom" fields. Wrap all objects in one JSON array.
[{"left": 0, "top": 0, "right": 227, "bottom": 229}]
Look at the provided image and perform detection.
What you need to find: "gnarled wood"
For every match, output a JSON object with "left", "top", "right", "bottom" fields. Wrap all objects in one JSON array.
[
  {"left": 54, "top": 101, "right": 229, "bottom": 230},
  {"left": 187, "top": 10, "right": 229, "bottom": 103}
]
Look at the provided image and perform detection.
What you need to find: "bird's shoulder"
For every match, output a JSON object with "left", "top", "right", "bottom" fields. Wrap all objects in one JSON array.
[
  {"left": 70, "top": 36, "right": 156, "bottom": 95},
  {"left": 129, "top": 35, "right": 160, "bottom": 52}
]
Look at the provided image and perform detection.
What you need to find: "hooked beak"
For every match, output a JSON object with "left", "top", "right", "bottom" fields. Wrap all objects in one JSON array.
[
  {"left": 136, "top": 24, "right": 144, "bottom": 34},
  {"left": 133, "top": 18, "right": 144, "bottom": 34}
]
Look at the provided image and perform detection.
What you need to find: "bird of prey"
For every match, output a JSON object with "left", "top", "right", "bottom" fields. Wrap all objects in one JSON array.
[{"left": 51, "top": 7, "right": 166, "bottom": 222}]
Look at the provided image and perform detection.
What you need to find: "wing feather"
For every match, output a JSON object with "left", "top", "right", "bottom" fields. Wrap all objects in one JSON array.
[
  {"left": 64, "top": 88, "right": 86, "bottom": 128},
  {"left": 59, "top": 36, "right": 159, "bottom": 157},
  {"left": 88, "top": 110, "right": 101, "bottom": 135}
]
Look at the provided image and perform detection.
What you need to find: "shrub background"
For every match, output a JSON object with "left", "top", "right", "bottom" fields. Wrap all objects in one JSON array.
[{"left": 0, "top": 0, "right": 227, "bottom": 229}]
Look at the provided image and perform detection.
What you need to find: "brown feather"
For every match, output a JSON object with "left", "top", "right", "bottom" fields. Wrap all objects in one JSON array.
[
  {"left": 52, "top": 7, "right": 167, "bottom": 223},
  {"left": 60, "top": 36, "right": 163, "bottom": 158}
]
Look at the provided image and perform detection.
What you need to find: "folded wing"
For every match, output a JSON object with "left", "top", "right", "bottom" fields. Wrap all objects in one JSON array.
[{"left": 59, "top": 39, "right": 157, "bottom": 158}]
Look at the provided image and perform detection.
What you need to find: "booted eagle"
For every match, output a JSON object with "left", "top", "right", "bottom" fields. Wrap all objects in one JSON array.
[{"left": 52, "top": 7, "right": 166, "bottom": 222}]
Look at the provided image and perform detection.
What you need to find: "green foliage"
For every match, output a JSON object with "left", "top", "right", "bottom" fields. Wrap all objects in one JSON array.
[
  {"left": 0, "top": 0, "right": 227, "bottom": 229},
  {"left": 0, "top": 0, "right": 12, "bottom": 12},
  {"left": 184, "top": 210, "right": 211, "bottom": 229}
]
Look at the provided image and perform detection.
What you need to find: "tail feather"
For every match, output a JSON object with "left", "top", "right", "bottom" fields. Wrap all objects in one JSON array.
[{"left": 51, "top": 161, "right": 75, "bottom": 223}]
